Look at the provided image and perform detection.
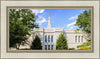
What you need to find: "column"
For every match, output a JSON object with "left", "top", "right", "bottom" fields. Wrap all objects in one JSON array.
[
  {"left": 80, "top": 36, "right": 81, "bottom": 42},
  {"left": 47, "top": 35, "right": 48, "bottom": 50}
]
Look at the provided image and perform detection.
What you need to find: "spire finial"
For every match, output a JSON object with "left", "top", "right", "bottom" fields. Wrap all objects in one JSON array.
[{"left": 49, "top": 12, "right": 50, "bottom": 16}]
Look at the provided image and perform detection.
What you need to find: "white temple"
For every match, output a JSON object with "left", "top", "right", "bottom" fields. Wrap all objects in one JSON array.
[{"left": 19, "top": 12, "right": 88, "bottom": 50}]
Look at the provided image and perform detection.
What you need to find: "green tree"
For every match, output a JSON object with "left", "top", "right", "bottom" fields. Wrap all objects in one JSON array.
[
  {"left": 56, "top": 33, "right": 68, "bottom": 50},
  {"left": 30, "top": 35, "right": 42, "bottom": 50},
  {"left": 9, "top": 9, "right": 38, "bottom": 49},
  {"left": 75, "top": 10, "right": 91, "bottom": 33}
]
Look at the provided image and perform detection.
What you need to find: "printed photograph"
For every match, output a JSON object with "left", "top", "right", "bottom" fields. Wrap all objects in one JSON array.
[{"left": 9, "top": 9, "right": 91, "bottom": 50}]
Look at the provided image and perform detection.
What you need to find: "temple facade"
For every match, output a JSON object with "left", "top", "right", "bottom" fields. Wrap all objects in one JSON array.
[{"left": 19, "top": 13, "right": 88, "bottom": 50}]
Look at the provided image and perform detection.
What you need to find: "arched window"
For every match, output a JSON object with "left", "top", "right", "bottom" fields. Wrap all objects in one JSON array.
[
  {"left": 81, "top": 36, "right": 83, "bottom": 42},
  {"left": 51, "top": 36, "right": 53, "bottom": 42},
  {"left": 75, "top": 36, "right": 77, "bottom": 42},
  {"left": 48, "top": 35, "right": 50, "bottom": 42},
  {"left": 78, "top": 36, "right": 80, "bottom": 42},
  {"left": 45, "top": 36, "right": 47, "bottom": 42}
]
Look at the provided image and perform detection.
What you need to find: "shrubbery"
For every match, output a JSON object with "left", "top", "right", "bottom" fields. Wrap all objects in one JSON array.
[
  {"left": 68, "top": 48, "right": 75, "bottom": 50},
  {"left": 77, "top": 41, "right": 91, "bottom": 50},
  {"left": 77, "top": 41, "right": 91, "bottom": 48},
  {"left": 77, "top": 46, "right": 91, "bottom": 50},
  {"left": 19, "top": 48, "right": 30, "bottom": 50}
]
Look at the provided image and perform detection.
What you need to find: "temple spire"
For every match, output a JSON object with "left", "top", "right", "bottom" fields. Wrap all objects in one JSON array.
[{"left": 47, "top": 12, "right": 51, "bottom": 28}]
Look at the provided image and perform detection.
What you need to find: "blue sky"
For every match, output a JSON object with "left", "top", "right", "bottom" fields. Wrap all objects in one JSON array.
[{"left": 31, "top": 9, "right": 89, "bottom": 30}]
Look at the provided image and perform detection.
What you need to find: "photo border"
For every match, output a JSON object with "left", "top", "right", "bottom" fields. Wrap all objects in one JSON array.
[{"left": 6, "top": 6, "right": 94, "bottom": 53}]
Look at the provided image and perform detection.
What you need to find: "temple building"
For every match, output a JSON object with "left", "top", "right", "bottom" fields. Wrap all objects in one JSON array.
[{"left": 19, "top": 12, "right": 88, "bottom": 50}]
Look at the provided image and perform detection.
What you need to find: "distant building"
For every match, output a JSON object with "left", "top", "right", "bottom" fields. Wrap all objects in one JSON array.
[{"left": 19, "top": 12, "right": 88, "bottom": 50}]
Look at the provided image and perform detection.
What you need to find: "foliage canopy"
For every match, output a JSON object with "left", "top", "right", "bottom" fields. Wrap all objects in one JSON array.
[
  {"left": 75, "top": 10, "right": 91, "bottom": 33},
  {"left": 9, "top": 9, "right": 38, "bottom": 48}
]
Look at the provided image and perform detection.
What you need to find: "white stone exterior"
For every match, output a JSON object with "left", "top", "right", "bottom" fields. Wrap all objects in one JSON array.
[
  {"left": 19, "top": 13, "right": 88, "bottom": 50},
  {"left": 29, "top": 28, "right": 87, "bottom": 50}
]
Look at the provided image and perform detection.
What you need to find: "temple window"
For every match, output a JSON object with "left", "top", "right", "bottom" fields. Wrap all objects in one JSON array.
[
  {"left": 48, "top": 35, "right": 50, "bottom": 42},
  {"left": 78, "top": 36, "right": 80, "bottom": 42},
  {"left": 51, "top": 36, "right": 53, "bottom": 42},
  {"left": 48, "top": 45, "right": 50, "bottom": 50},
  {"left": 51, "top": 45, "right": 53, "bottom": 50},
  {"left": 45, "top": 45, "right": 47, "bottom": 50},
  {"left": 45, "top": 35, "right": 47, "bottom": 42},
  {"left": 75, "top": 36, "right": 77, "bottom": 42},
  {"left": 81, "top": 36, "right": 83, "bottom": 42}
]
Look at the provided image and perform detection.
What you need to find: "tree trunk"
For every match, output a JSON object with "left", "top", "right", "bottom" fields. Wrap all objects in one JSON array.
[{"left": 16, "top": 43, "right": 20, "bottom": 50}]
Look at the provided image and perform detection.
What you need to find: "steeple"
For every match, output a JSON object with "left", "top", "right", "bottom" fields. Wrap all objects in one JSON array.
[{"left": 47, "top": 12, "right": 51, "bottom": 28}]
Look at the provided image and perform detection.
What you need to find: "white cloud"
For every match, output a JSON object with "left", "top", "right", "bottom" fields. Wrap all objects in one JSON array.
[
  {"left": 68, "top": 15, "right": 78, "bottom": 20},
  {"left": 36, "top": 16, "right": 47, "bottom": 25},
  {"left": 70, "top": 27, "right": 74, "bottom": 29},
  {"left": 40, "top": 9, "right": 45, "bottom": 13},
  {"left": 70, "top": 26, "right": 75, "bottom": 30},
  {"left": 31, "top": 9, "right": 45, "bottom": 15},
  {"left": 30, "top": 9, "right": 46, "bottom": 25},
  {"left": 67, "top": 21, "right": 76, "bottom": 28}
]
